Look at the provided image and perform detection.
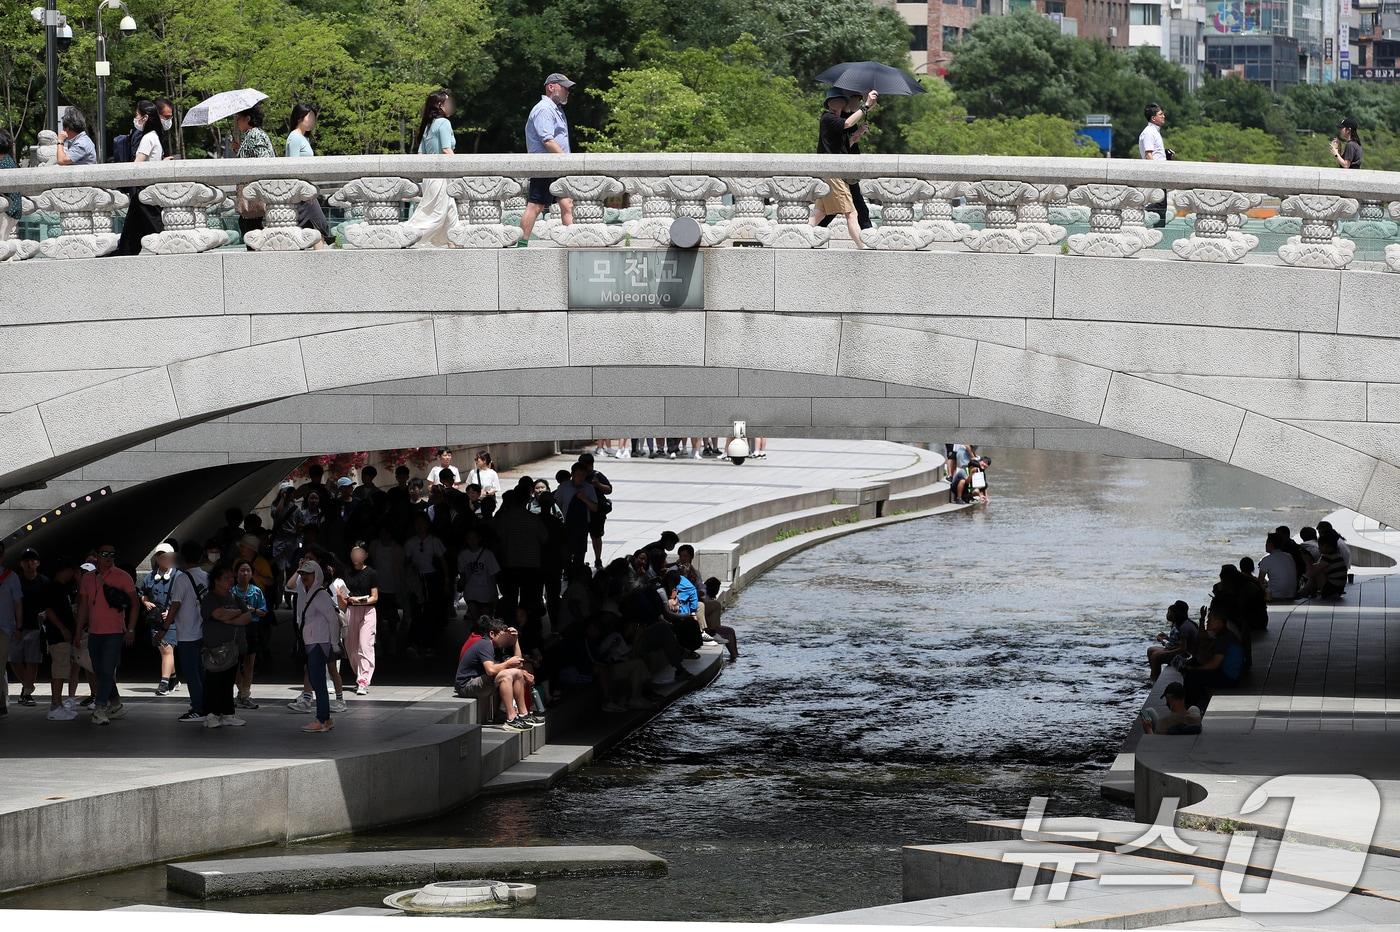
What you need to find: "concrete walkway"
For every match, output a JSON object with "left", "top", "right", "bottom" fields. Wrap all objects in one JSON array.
[{"left": 0, "top": 438, "right": 958, "bottom": 895}]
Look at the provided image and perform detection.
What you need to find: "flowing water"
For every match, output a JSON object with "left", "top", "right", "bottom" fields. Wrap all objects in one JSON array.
[{"left": 1, "top": 448, "right": 1330, "bottom": 920}]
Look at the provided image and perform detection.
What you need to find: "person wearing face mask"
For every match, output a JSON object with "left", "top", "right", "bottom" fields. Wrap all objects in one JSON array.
[{"left": 115, "top": 99, "right": 168, "bottom": 255}]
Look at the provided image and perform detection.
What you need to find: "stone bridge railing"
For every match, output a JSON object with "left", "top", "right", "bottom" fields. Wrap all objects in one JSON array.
[{"left": 2, "top": 153, "right": 1398, "bottom": 271}]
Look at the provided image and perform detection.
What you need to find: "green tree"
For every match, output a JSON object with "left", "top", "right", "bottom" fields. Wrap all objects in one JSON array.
[
  {"left": 731, "top": 0, "right": 912, "bottom": 87},
  {"left": 0, "top": 4, "right": 47, "bottom": 141},
  {"left": 902, "top": 76, "right": 1095, "bottom": 157},
  {"left": 947, "top": 11, "right": 1085, "bottom": 120},
  {"left": 1168, "top": 120, "right": 1284, "bottom": 164}
]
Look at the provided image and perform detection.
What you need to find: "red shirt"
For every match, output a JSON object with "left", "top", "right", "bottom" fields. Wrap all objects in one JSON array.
[
  {"left": 459, "top": 632, "right": 481, "bottom": 662},
  {"left": 79, "top": 566, "right": 136, "bottom": 635}
]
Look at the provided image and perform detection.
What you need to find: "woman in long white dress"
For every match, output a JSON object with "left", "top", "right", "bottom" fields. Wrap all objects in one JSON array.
[{"left": 403, "top": 89, "right": 459, "bottom": 247}]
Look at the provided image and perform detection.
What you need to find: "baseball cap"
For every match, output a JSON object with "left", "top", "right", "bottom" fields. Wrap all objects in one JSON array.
[
  {"left": 239, "top": 534, "right": 260, "bottom": 550},
  {"left": 336, "top": 477, "right": 354, "bottom": 488},
  {"left": 19, "top": 548, "right": 39, "bottom": 561},
  {"left": 296, "top": 560, "right": 319, "bottom": 575},
  {"left": 545, "top": 72, "right": 576, "bottom": 89},
  {"left": 153, "top": 543, "right": 176, "bottom": 556},
  {"left": 80, "top": 561, "right": 97, "bottom": 573}
]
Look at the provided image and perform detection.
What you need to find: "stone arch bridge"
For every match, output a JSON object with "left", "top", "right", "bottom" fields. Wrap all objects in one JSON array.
[{"left": 1, "top": 153, "right": 1399, "bottom": 540}]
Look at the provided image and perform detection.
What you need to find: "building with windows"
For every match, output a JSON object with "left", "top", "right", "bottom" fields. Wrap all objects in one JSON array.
[
  {"left": 886, "top": 0, "right": 1127, "bottom": 74},
  {"left": 1354, "top": 0, "right": 1400, "bottom": 71}
]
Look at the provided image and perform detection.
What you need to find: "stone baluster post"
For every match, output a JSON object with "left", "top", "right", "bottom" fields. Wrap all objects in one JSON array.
[
  {"left": 446, "top": 176, "right": 525, "bottom": 248},
  {"left": 1169, "top": 189, "right": 1259, "bottom": 263},
  {"left": 721, "top": 178, "right": 772, "bottom": 244},
  {"left": 548, "top": 175, "right": 626, "bottom": 247},
  {"left": 1064, "top": 184, "right": 1148, "bottom": 258},
  {"left": 502, "top": 182, "right": 528, "bottom": 228},
  {"left": 330, "top": 177, "right": 421, "bottom": 249},
  {"left": 1121, "top": 188, "right": 1163, "bottom": 248},
  {"left": 861, "top": 178, "right": 935, "bottom": 250},
  {"left": 961, "top": 181, "right": 1038, "bottom": 253},
  {"left": 138, "top": 183, "right": 232, "bottom": 254},
  {"left": 1387, "top": 202, "right": 1400, "bottom": 273},
  {"left": 1016, "top": 183, "right": 1068, "bottom": 245},
  {"left": 916, "top": 181, "right": 970, "bottom": 243},
  {"left": 623, "top": 178, "right": 676, "bottom": 245},
  {"left": 657, "top": 175, "right": 728, "bottom": 246},
  {"left": 1277, "top": 194, "right": 1359, "bottom": 269},
  {"left": 31, "top": 186, "right": 125, "bottom": 259},
  {"left": 0, "top": 197, "right": 40, "bottom": 261},
  {"left": 241, "top": 179, "right": 321, "bottom": 251},
  {"left": 1341, "top": 199, "right": 1399, "bottom": 239},
  {"left": 758, "top": 176, "right": 831, "bottom": 248}
]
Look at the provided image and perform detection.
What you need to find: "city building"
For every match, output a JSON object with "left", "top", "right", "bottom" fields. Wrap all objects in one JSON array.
[
  {"left": 1354, "top": 0, "right": 1400, "bottom": 72},
  {"left": 885, "top": 0, "right": 1127, "bottom": 74}
]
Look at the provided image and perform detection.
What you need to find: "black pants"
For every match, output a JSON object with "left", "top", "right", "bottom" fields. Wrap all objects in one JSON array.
[
  {"left": 298, "top": 197, "right": 332, "bottom": 243},
  {"left": 816, "top": 180, "right": 872, "bottom": 229},
  {"left": 411, "top": 572, "right": 444, "bottom": 649},
  {"left": 203, "top": 663, "right": 237, "bottom": 717},
  {"left": 116, "top": 191, "right": 164, "bottom": 255},
  {"left": 499, "top": 566, "right": 543, "bottom": 624}
]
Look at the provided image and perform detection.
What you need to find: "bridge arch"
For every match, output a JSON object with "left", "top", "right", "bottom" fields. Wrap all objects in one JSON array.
[{"left": 1, "top": 302, "right": 1394, "bottom": 525}]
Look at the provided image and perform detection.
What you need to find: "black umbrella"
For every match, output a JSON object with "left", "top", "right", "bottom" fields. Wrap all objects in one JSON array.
[{"left": 814, "top": 61, "right": 925, "bottom": 96}]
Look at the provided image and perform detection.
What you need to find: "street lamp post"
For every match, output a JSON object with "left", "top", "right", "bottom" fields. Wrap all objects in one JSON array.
[
  {"left": 43, "top": 2, "right": 58, "bottom": 134},
  {"left": 94, "top": 0, "right": 137, "bottom": 164}
]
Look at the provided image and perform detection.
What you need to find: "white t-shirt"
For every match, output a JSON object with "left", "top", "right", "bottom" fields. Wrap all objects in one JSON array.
[
  {"left": 427, "top": 464, "right": 459, "bottom": 488},
  {"left": 457, "top": 547, "right": 501, "bottom": 603},
  {"left": 1139, "top": 123, "right": 1165, "bottom": 161},
  {"left": 406, "top": 534, "right": 446, "bottom": 575},
  {"left": 471, "top": 466, "right": 500, "bottom": 496},
  {"left": 1259, "top": 551, "right": 1298, "bottom": 599},
  {"left": 136, "top": 131, "right": 164, "bottom": 161}
]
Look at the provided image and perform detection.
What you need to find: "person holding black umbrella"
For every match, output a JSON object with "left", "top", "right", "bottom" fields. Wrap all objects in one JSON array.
[
  {"left": 815, "top": 91, "right": 873, "bottom": 233},
  {"left": 811, "top": 87, "right": 877, "bottom": 248}
]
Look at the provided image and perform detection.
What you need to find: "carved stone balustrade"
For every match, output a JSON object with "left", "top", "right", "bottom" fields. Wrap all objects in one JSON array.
[
  {"left": 0, "top": 197, "right": 41, "bottom": 261},
  {"left": 1065, "top": 185, "right": 1148, "bottom": 258},
  {"left": 1341, "top": 199, "right": 1399, "bottom": 239},
  {"left": 1121, "top": 188, "right": 1163, "bottom": 248},
  {"left": 657, "top": 176, "right": 728, "bottom": 246},
  {"left": 327, "top": 177, "right": 421, "bottom": 249},
  {"left": 861, "top": 178, "right": 935, "bottom": 250},
  {"left": 1387, "top": 202, "right": 1400, "bottom": 273},
  {"left": 30, "top": 186, "right": 125, "bottom": 259},
  {"left": 241, "top": 179, "right": 321, "bottom": 252},
  {"left": 915, "top": 181, "right": 971, "bottom": 243},
  {"left": 962, "top": 181, "right": 1038, "bottom": 254},
  {"left": 621, "top": 179, "right": 673, "bottom": 244},
  {"left": 1170, "top": 189, "right": 1259, "bottom": 263},
  {"left": 502, "top": 185, "right": 528, "bottom": 227},
  {"left": 445, "top": 176, "right": 523, "bottom": 248},
  {"left": 1277, "top": 194, "right": 1358, "bottom": 269},
  {"left": 721, "top": 177, "right": 772, "bottom": 243},
  {"left": 137, "top": 183, "right": 232, "bottom": 254},
  {"left": 1048, "top": 192, "right": 1090, "bottom": 226},
  {"left": 758, "top": 176, "right": 830, "bottom": 248},
  {"left": 549, "top": 176, "right": 625, "bottom": 247},
  {"left": 1016, "top": 183, "right": 1068, "bottom": 246}
]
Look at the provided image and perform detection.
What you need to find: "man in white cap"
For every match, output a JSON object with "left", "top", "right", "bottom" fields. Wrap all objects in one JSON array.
[{"left": 519, "top": 72, "right": 577, "bottom": 243}]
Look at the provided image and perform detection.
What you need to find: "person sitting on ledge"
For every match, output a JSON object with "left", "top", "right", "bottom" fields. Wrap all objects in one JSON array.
[
  {"left": 1141, "top": 682, "right": 1202, "bottom": 735},
  {"left": 1148, "top": 600, "right": 1197, "bottom": 680},
  {"left": 1302, "top": 532, "right": 1349, "bottom": 599},
  {"left": 1258, "top": 532, "right": 1299, "bottom": 602},
  {"left": 1298, "top": 526, "right": 1321, "bottom": 563},
  {"left": 700, "top": 577, "right": 739, "bottom": 662},
  {"left": 1181, "top": 602, "right": 1246, "bottom": 709},
  {"left": 454, "top": 619, "right": 538, "bottom": 731}
]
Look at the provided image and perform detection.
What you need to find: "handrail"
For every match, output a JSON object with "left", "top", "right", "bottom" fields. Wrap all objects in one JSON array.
[{"left": 3, "top": 152, "right": 1396, "bottom": 201}]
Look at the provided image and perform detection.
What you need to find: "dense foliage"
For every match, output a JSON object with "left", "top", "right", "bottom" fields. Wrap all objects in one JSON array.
[{"left": 3, "top": 2, "right": 1399, "bottom": 165}]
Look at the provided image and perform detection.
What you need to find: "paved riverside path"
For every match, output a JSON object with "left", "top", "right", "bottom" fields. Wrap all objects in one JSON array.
[{"left": 0, "top": 437, "right": 949, "bottom": 894}]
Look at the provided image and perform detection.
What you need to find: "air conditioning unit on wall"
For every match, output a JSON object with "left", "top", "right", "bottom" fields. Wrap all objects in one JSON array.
[{"left": 1170, "top": 0, "right": 1185, "bottom": 10}]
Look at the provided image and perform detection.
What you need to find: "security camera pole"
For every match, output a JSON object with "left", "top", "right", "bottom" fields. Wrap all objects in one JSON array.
[{"left": 94, "top": 0, "right": 137, "bottom": 164}]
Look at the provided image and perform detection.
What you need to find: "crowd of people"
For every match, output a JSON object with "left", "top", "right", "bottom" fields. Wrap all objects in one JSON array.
[
  {"left": 0, "top": 446, "right": 738, "bottom": 734},
  {"left": 1141, "top": 519, "right": 1354, "bottom": 734},
  {"left": 945, "top": 443, "right": 990, "bottom": 504}
]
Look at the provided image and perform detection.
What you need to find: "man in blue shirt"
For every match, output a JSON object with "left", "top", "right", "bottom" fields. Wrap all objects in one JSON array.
[
  {"left": 520, "top": 72, "right": 576, "bottom": 243},
  {"left": 55, "top": 108, "right": 97, "bottom": 166}
]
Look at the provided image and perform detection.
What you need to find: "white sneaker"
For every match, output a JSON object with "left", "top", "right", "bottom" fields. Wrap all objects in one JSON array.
[
  {"left": 355, "top": 684, "right": 368, "bottom": 696},
  {"left": 221, "top": 715, "right": 248, "bottom": 727},
  {"left": 204, "top": 715, "right": 223, "bottom": 729},
  {"left": 62, "top": 697, "right": 78, "bottom": 712},
  {"left": 47, "top": 706, "right": 77, "bottom": 721},
  {"left": 329, "top": 699, "right": 348, "bottom": 713},
  {"left": 287, "top": 695, "right": 315, "bottom": 713}
]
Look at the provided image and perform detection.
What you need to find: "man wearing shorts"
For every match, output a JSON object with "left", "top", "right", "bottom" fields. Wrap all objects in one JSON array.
[
  {"left": 18, "top": 551, "right": 78, "bottom": 720},
  {"left": 10, "top": 549, "right": 48, "bottom": 709},
  {"left": 519, "top": 72, "right": 576, "bottom": 243}
]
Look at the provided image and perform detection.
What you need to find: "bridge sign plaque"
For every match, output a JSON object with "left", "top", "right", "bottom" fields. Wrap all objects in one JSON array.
[{"left": 567, "top": 249, "right": 704, "bottom": 310}]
